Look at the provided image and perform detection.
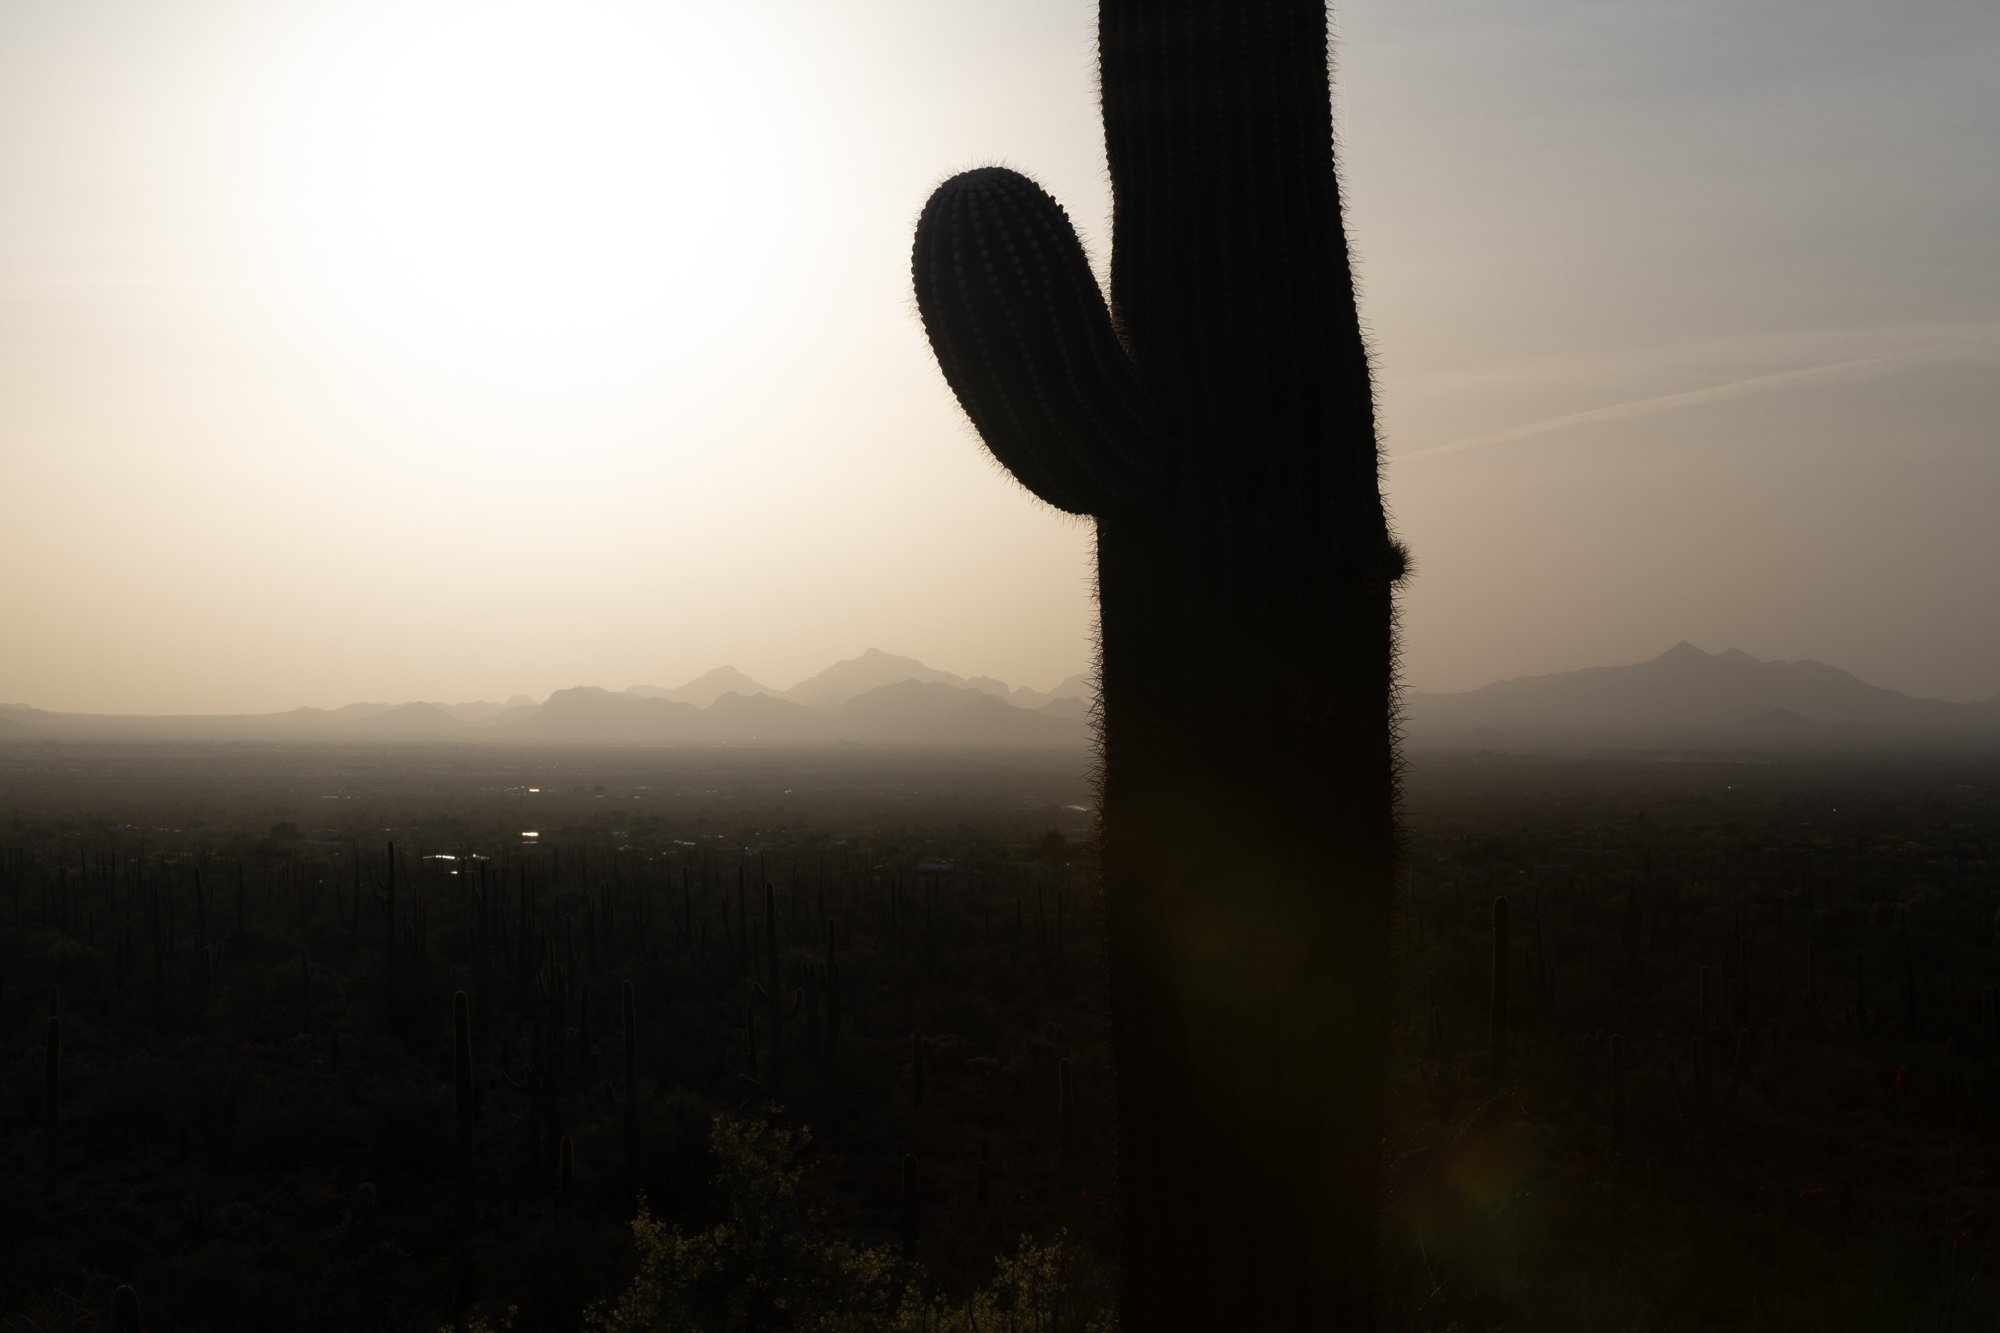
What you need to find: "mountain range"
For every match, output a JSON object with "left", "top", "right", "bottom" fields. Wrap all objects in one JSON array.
[
  {"left": 1401, "top": 641, "right": 2000, "bottom": 751},
  {"left": 0, "top": 649, "right": 1096, "bottom": 748},
  {"left": 2, "top": 643, "right": 1994, "bottom": 751}
]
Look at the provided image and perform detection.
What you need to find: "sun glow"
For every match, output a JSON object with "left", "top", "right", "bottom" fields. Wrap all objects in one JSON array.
[{"left": 259, "top": 2, "right": 782, "bottom": 374}]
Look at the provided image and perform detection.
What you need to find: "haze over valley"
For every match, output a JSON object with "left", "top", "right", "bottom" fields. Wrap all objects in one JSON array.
[{"left": 4, "top": 642, "right": 1995, "bottom": 752}]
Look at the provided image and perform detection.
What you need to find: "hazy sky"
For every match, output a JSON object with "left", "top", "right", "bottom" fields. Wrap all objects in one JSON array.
[{"left": 4, "top": 0, "right": 1996, "bottom": 714}]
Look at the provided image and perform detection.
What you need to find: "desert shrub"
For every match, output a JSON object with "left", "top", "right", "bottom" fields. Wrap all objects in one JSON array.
[
  {"left": 584, "top": 1114, "right": 902, "bottom": 1330},
  {"left": 449, "top": 1112, "right": 1112, "bottom": 1333}
]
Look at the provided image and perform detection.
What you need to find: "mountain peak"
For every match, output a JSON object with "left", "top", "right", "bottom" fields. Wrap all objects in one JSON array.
[
  {"left": 782, "top": 650, "right": 965, "bottom": 706},
  {"left": 628, "top": 666, "right": 777, "bottom": 708},
  {"left": 1407, "top": 643, "right": 1999, "bottom": 750}
]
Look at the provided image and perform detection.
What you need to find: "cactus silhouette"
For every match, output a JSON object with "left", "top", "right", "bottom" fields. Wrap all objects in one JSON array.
[
  {"left": 913, "top": 2, "right": 1401, "bottom": 1324},
  {"left": 109, "top": 1285, "right": 142, "bottom": 1333},
  {"left": 453, "top": 990, "right": 474, "bottom": 1310}
]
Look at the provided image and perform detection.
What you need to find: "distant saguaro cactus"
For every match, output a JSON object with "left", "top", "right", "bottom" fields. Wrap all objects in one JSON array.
[
  {"left": 109, "top": 1285, "right": 142, "bottom": 1333},
  {"left": 43, "top": 1013, "right": 59, "bottom": 1182},
  {"left": 1492, "top": 896, "right": 1511, "bottom": 1090},
  {"left": 1058, "top": 1056, "right": 1075, "bottom": 1165},
  {"left": 899, "top": 1153, "right": 919, "bottom": 1260},
  {"left": 913, "top": 1, "right": 1402, "bottom": 1323},
  {"left": 453, "top": 990, "right": 474, "bottom": 1309}
]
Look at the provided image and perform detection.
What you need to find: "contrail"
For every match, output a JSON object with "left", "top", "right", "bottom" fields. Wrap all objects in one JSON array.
[{"left": 1393, "top": 338, "right": 1992, "bottom": 461}]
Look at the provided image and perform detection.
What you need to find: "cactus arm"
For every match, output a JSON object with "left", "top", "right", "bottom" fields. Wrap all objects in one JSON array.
[{"left": 913, "top": 168, "right": 1166, "bottom": 516}]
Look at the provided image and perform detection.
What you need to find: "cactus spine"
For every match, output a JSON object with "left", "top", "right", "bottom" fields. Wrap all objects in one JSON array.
[{"left": 912, "top": 3, "right": 1401, "bottom": 1322}]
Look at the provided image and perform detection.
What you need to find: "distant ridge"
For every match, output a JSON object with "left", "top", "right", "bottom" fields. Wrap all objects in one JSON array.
[
  {"left": 627, "top": 665, "right": 777, "bottom": 708},
  {"left": 1404, "top": 642, "right": 2000, "bottom": 751},
  {"left": 781, "top": 649, "right": 969, "bottom": 707},
  {"left": 16, "top": 643, "right": 1981, "bottom": 752},
  {"left": 0, "top": 652, "right": 1093, "bottom": 748},
  {"left": 1011, "top": 673, "right": 1094, "bottom": 710},
  {"left": 357, "top": 702, "right": 464, "bottom": 730}
]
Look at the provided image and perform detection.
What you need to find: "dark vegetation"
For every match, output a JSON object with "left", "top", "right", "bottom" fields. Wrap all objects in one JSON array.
[
  {"left": 914, "top": 1, "right": 1401, "bottom": 1323},
  {"left": 3, "top": 743, "right": 1999, "bottom": 1329},
  {"left": 0, "top": 745, "right": 1111, "bottom": 1331}
]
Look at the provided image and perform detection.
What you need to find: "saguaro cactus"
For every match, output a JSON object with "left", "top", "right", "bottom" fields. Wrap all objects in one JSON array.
[
  {"left": 453, "top": 990, "right": 474, "bottom": 1309},
  {"left": 913, "top": 2, "right": 1401, "bottom": 1324},
  {"left": 622, "top": 980, "right": 640, "bottom": 1180},
  {"left": 1492, "top": 896, "right": 1511, "bottom": 1090},
  {"left": 44, "top": 1013, "right": 60, "bottom": 1182},
  {"left": 109, "top": 1286, "right": 142, "bottom": 1333},
  {"left": 899, "top": 1153, "right": 920, "bottom": 1260}
]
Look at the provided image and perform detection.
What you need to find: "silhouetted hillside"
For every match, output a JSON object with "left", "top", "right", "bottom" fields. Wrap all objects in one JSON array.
[
  {"left": 284, "top": 702, "right": 395, "bottom": 725},
  {"left": 695, "top": 691, "right": 830, "bottom": 742},
  {"left": 7, "top": 646, "right": 1993, "bottom": 752},
  {"left": 1405, "top": 642, "right": 2000, "bottom": 750},
  {"left": 830, "top": 681, "right": 1086, "bottom": 746},
  {"left": 780, "top": 648, "right": 973, "bottom": 707},
  {"left": 627, "top": 666, "right": 777, "bottom": 708},
  {"left": 1011, "top": 673, "right": 1092, "bottom": 710},
  {"left": 437, "top": 700, "right": 521, "bottom": 722},
  {"left": 355, "top": 702, "right": 464, "bottom": 732},
  {"left": 504, "top": 686, "right": 702, "bottom": 742}
]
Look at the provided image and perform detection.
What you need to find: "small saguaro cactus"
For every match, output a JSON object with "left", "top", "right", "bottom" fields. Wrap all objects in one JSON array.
[
  {"left": 1492, "top": 897, "right": 1511, "bottom": 1090},
  {"left": 802, "top": 962, "right": 822, "bottom": 1064},
  {"left": 1698, "top": 965, "right": 1714, "bottom": 1104},
  {"left": 758, "top": 882, "right": 802, "bottom": 1080},
  {"left": 109, "top": 1285, "right": 142, "bottom": 1333},
  {"left": 453, "top": 990, "right": 474, "bottom": 1308},
  {"left": 44, "top": 1013, "right": 60, "bottom": 1181},
  {"left": 912, "top": 2, "right": 1402, "bottom": 1324},
  {"left": 1058, "top": 1056, "right": 1075, "bottom": 1165},
  {"left": 379, "top": 843, "right": 400, "bottom": 1032},
  {"left": 557, "top": 1133, "right": 574, "bottom": 1222},
  {"left": 1423, "top": 1004, "right": 1462, "bottom": 1121},
  {"left": 1610, "top": 1032, "right": 1626, "bottom": 1161},
  {"left": 622, "top": 980, "right": 640, "bottom": 1179},
  {"left": 826, "top": 961, "right": 843, "bottom": 1059},
  {"left": 899, "top": 1153, "right": 919, "bottom": 1260}
]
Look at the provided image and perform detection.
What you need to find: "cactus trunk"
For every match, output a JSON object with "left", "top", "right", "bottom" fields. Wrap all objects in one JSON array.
[{"left": 913, "top": 2, "right": 1400, "bottom": 1324}]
